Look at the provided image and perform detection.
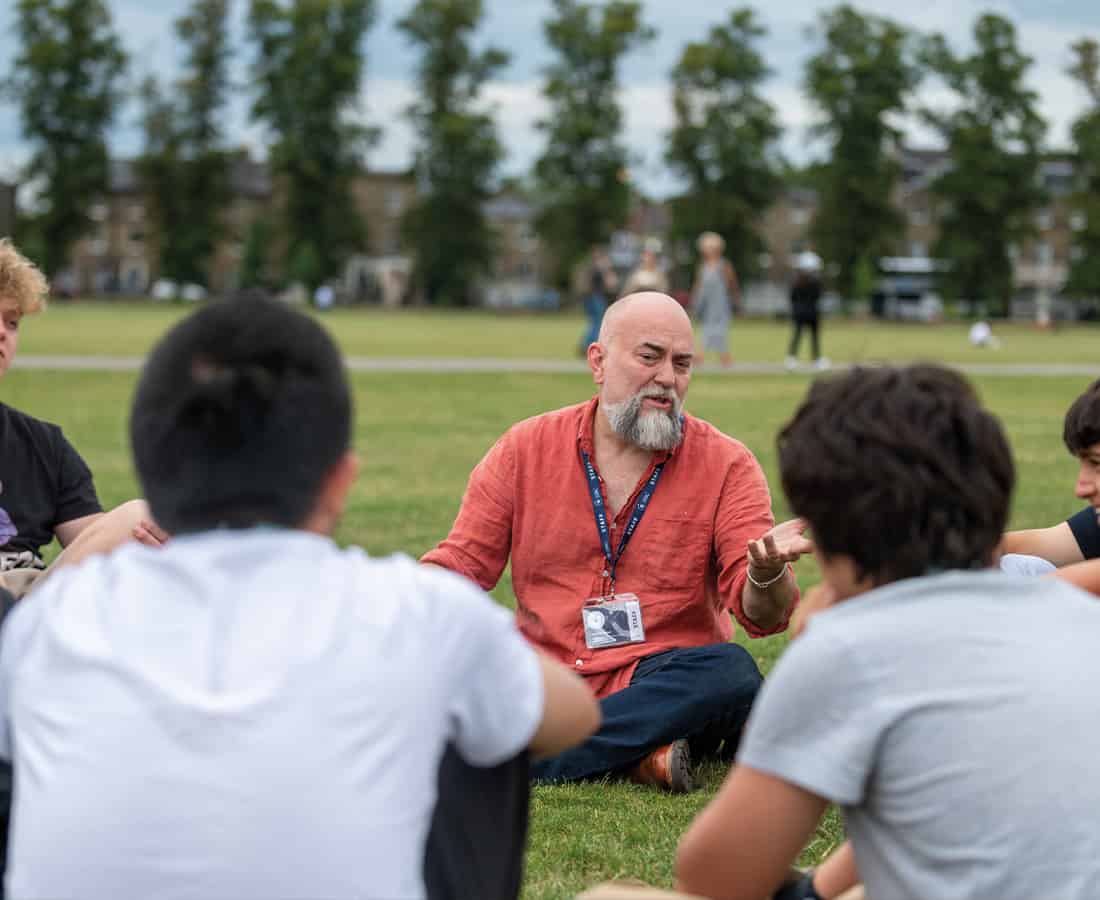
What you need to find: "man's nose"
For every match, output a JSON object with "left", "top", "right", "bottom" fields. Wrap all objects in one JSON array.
[{"left": 654, "top": 358, "right": 675, "bottom": 385}]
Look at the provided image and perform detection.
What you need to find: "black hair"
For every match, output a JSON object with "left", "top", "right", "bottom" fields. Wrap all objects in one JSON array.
[
  {"left": 1063, "top": 378, "right": 1100, "bottom": 456},
  {"left": 130, "top": 298, "right": 352, "bottom": 534},
  {"left": 778, "top": 364, "right": 1015, "bottom": 586}
]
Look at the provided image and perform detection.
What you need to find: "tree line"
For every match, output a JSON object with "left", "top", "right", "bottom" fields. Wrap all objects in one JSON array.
[{"left": 4, "top": 0, "right": 1100, "bottom": 309}]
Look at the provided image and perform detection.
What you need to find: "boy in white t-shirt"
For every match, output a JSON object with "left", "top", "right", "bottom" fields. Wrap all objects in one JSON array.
[
  {"left": 676, "top": 364, "right": 1100, "bottom": 900},
  {"left": 0, "top": 298, "right": 599, "bottom": 900}
]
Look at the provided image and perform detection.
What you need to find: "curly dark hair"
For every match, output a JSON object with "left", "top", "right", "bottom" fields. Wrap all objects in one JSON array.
[
  {"left": 778, "top": 365, "right": 1015, "bottom": 586},
  {"left": 1063, "top": 378, "right": 1100, "bottom": 457}
]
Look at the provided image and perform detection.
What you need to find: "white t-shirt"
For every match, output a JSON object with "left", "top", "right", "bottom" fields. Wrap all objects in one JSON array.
[
  {"left": 738, "top": 571, "right": 1100, "bottom": 900},
  {"left": 0, "top": 529, "right": 543, "bottom": 900}
]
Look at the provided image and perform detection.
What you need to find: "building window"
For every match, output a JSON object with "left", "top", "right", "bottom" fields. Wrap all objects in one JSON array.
[
  {"left": 1071, "top": 211, "right": 1087, "bottom": 232},
  {"left": 790, "top": 207, "right": 809, "bottom": 226},
  {"left": 90, "top": 203, "right": 108, "bottom": 222},
  {"left": 1035, "top": 208, "right": 1053, "bottom": 231},
  {"left": 1036, "top": 242, "right": 1053, "bottom": 266},
  {"left": 908, "top": 241, "right": 927, "bottom": 258}
]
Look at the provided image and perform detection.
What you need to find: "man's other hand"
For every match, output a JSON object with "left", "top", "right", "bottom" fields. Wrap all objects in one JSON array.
[{"left": 747, "top": 518, "right": 813, "bottom": 577}]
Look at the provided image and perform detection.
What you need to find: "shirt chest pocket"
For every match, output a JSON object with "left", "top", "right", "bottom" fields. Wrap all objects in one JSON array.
[{"left": 634, "top": 517, "right": 714, "bottom": 594}]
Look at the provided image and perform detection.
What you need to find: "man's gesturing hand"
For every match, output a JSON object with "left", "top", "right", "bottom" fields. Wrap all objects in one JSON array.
[{"left": 747, "top": 518, "right": 813, "bottom": 579}]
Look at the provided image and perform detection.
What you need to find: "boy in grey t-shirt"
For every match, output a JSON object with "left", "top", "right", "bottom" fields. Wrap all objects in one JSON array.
[{"left": 676, "top": 365, "right": 1100, "bottom": 900}]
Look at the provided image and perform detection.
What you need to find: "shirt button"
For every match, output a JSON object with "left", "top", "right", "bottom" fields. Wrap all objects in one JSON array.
[
  {"left": 602, "top": 569, "right": 609, "bottom": 577},
  {"left": 575, "top": 659, "right": 583, "bottom": 667}
]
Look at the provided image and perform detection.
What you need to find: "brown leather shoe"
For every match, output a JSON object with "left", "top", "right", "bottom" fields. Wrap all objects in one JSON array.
[{"left": 627, "top": 739, "right": 694, "bottom": 793}]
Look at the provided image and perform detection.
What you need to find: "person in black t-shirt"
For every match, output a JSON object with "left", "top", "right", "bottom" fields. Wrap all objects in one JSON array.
[
  {"left": 1003, "top": 378, "right": 1100, "bottom": 570},
  {"left": 0, "top": 239, "right": 166, "bottom": 598}
]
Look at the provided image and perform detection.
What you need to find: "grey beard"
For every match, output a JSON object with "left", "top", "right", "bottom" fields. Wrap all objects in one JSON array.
[{"left": 603, "top": 390, "right": 683, "bottom": 451}]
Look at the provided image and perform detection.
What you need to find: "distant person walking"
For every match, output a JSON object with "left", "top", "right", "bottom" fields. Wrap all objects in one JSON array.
[
  {"left": 785, "top": 251, "right": 828, "bottom": 371},
  {"left": 578, "top": 246, "right": 618, "bottom": 355},
  {"left": 621, "top": 240, "right": 668, "bottom": 296},
  {"left": 692, "top": 232, "right": 740, "bottom": 368}
]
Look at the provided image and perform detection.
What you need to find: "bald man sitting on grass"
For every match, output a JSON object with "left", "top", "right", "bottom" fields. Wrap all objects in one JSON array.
[{"left": 424, "top": 292, "right": 809, "bottom": 792}]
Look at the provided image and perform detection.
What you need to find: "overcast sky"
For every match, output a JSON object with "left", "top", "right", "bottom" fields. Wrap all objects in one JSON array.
[{"left": 0, "top": 0, "right": 1098, "bottom": 197}]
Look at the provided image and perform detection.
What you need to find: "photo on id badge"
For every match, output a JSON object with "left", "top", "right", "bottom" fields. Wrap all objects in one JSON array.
[{"left": 583, "top": 593, "right": 646, "bottom": 649}]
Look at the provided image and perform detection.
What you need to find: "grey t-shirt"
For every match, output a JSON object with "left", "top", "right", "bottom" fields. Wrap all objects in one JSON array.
[{"left": 738, "top": 570, "right": 1100, "bottom": 900}]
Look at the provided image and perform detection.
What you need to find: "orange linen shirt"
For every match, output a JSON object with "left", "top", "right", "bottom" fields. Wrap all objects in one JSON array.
[{"left": 422, "top": 398, "right": 795, "bottom": 698}]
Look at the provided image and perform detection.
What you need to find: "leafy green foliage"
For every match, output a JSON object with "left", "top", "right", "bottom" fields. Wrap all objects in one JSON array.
[
  {"left": 534, "top": 0, "right": 654, "bottom": 286},
  {"left": 921, "top": 15, "right": 1047, "bottom": 314},
  {"left": 804, "top": 5, "right": 920, "bottom": 300},
  {"left": 247, "top": 0, "right": 376, "bottom": 291},
  {"left": 1066, "top": 39, "right": 1100, "bottom": 302},
  {"left": 7, "top": 0, "right": 127, "bottom": 276},
  {"left": 137, "top": 0, "right": 232, "bottom": 288},
  {"left": 399, "top": 0, "right": 508, "bottom": 307},
  {"left": 665, "top": 9, "right": 783, "bottom": 284}
]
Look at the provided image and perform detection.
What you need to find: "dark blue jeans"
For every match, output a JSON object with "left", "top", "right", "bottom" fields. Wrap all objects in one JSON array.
[
  {"left": 531, "top": 643, "right": 763, "bottom": 784},
  {"left": 580, "top": 293, "right": 607, "bottom": 349}
]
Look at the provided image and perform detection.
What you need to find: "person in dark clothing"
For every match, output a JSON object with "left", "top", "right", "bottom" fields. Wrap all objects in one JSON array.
[
  {"left": 785, "top": 252, "right": 827, "bottom": 371},
  {"left": 0, "top": 239, "right": 166, "bottom": 600}
]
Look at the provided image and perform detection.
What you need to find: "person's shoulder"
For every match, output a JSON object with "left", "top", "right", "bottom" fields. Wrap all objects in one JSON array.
[
  {"left": 0, "top": 402, "right": 60, "bottom": 438},
  {"left": 683, "top": 414, "right": 759, "bottom": 466},
  {"left": 504, "top": 401, "right": 589, "bottom": 446},
  {"left": 343, "top": 547, "right": 502, "bottom": 622}
]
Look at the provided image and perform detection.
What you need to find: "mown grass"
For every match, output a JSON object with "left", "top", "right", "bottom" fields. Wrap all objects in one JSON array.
[
  {"left": 16, "top": 300, "right": 1100, "bottom": 367},
  {"left": 2, "top": 355, "right": 1087, "bottom": 898}
]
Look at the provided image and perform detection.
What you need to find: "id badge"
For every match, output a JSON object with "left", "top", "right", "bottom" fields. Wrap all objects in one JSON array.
[{"left": 582, "top": 593, "right": 646, "bottom": 649}]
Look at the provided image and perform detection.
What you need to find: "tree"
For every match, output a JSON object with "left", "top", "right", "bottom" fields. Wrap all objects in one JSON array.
[
  {"left": 6, "top": 0, "right": 127, "bottom": 277},
  {"left": 803, "top": 5, "right": 921, "bottom": 300},
  {"left": 239, "top": 217, "right": 274, "bottom": 290},
  {"left": 137, "top": 0, "right": 232, "bottom": 288},
  {"left": 665, "top": 9, "right": 783, "bottom": 284},
  {"left": 247, "top": 0, "right": 376, "bottom": 291},
  {"left": 921, "top": 15, "right": 1047, "bottom": 315},
  {"left": 398, "top": 0, "right": 508, "bottom": 306},
  {"left": 534, "top": 0, "right": 654, "bottom": 285},
  {"left": 1066, "top": 38, "right": 1100, "bottom": 302},
  {"left": 137, "top": 76, "right": 186, "bottom": 285}
]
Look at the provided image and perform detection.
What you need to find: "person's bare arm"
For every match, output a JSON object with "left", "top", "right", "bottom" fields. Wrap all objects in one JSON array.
[
  {"left": 52, "top": 512, "right": 103, "bottom": 548},
  {"left": 1051, "top": 558, "right": 1100, "bottom": 596},
  {"left": 528, "top": 652, "right": 601, "bottom": 759},
  {"left": 1002, "top": 522, "right": 1083, "bottom": 567},
  {"left": 50, "top": 501, "right": 167, "bottom": 576},
  {"left": 741, "top": 519, "right": 812, "bottom": 631},
  {"left": 676, "top": 766, "right": 827, "bottom": 900}
]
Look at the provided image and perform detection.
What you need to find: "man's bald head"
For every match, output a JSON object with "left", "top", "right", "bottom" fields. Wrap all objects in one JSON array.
[{"left": 598, "top": 292, "right": 692, "bottom": 348}]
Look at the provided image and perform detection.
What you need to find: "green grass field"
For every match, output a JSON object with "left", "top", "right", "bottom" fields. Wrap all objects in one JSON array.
[
  {"left": 3, "top": 304, "right": 1095, "bottom": 897},
  {"left": 17, "top": 300, "right": 1100, "bottom": 366}
]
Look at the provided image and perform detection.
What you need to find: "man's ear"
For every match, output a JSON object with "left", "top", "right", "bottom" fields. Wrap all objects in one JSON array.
[
  {"left": 587, "top": 341, "right": 606, "bottom": 385},
  {"left": 304, "top": 451, "right": 359, "bottom": 536}
]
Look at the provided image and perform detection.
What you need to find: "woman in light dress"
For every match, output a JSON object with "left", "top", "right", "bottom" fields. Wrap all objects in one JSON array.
[{"left": 691, "top": 232, "right": 741, "bottom": 368}]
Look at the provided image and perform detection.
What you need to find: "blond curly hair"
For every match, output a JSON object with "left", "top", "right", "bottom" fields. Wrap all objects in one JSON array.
[{"left": 0, "top": 239, "right": 48, "bottom": 315}]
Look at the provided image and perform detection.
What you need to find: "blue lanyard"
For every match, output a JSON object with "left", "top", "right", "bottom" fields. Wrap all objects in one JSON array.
[{"left": 580, "top": 450, "right": 665, "bottom": 593}]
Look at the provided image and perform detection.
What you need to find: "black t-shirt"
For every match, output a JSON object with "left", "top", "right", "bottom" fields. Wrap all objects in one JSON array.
[
  {"left": 0, "top": 403, "right": 101, "bottom": 558},
  {"left": 1066, "top": 506, "right": 1100, "bottom": 561}
]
